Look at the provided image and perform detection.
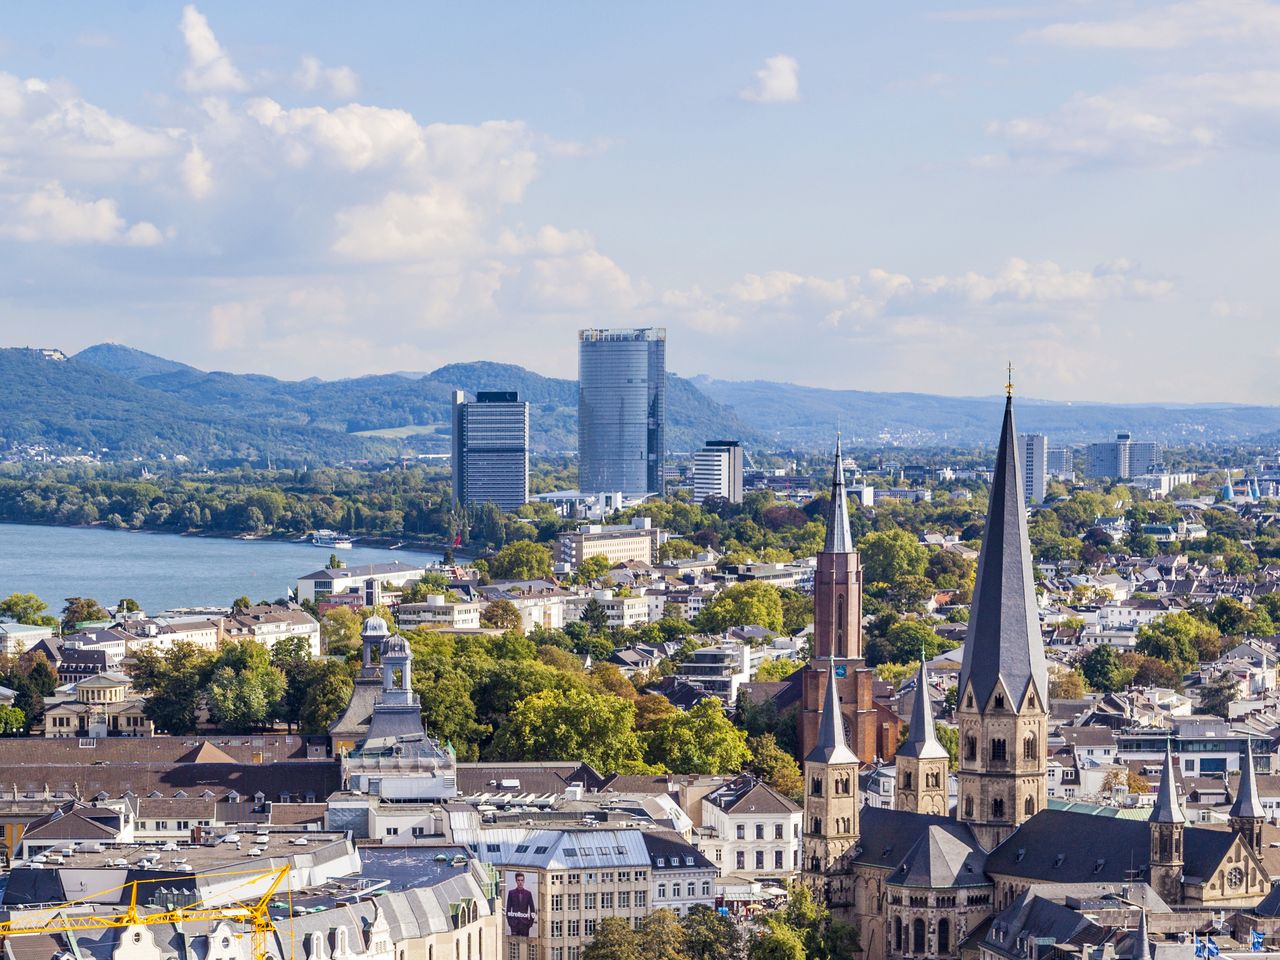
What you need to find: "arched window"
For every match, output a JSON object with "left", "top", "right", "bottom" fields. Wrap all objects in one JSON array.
[
  {"left": 894, "top": 916, "right": 903, "bottom": 951},
  {"left": 964, "top": 736, "right": 976, "bottom": 761},
  {"left": 938, "top": 918, "right": 951, "bottom": 954},
  {"left": 1023, "top": 734, "right": 1037, "bottom": 761},
  {"left": 913, "top": 918, "right": 927, "bottom": 954},
  {"left": 836, "top": 595, "right": 846, "bottom": 656},
  {"left": 901, "top": 770, "right": 913, "bottom": 790},
  {"left": 926, "top": 771, "right": 940, "bottom": 788},
  {"left": 990, "top": 738, "right": 1007, "bottom": 762},
  {"left": 811, "top": 776, "right": 823, "bottom": 796},
  {"left": 966, "top": 692, "right": 974, "bottom": 708},
  {"left": 994, "top": 693, "right": 1005, "bottom": 710},
  {"left": 812, "top": 816, "right": 822, "bottom": 833},
  {"left": 963, "top": 796, "right": 973, "bottom": 818},
  {"left": 1024, "top": 795, "right": 1035, "bottom": 816},
  {"left": 992, "top": 798, "right": 1006, "bottom": 819}
]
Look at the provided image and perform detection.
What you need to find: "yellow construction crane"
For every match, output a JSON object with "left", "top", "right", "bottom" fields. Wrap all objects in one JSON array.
[{"left": 0, "top": 865, "right": 293, "bottom": 960}]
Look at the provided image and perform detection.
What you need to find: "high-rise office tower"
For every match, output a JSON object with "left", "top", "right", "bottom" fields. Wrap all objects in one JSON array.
[
  {"left": 1085, "top": 432, "right": 1163, "bottom": 480},
  {"left": 1018, "top": 434, "right": 1048, "bottom": 505},
  {"left": 451, "top": 390, "right": 529, "bottom": 512},
  {"left": 1047, "top": 446, "right": 1074, "bottom": 481},
  {"left": 577, "top": 328, "right": 666, "bottom": 495},
  {"left": 693, "top": 440, "right": 744, "bottom": 504}
]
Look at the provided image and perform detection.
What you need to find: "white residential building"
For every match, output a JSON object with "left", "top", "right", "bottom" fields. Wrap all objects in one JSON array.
[
  {"left": 1019, "top": 433, "right": 1048, "bottom": 505},
  {"left": 694, "top": 776, "right": 801, "bottom": 880},
  {"left": 396, "top": 595, "right": 483, "bottom": 630},
  {"left": 692, "top": 440, "right": 744, "bottom": 504}
]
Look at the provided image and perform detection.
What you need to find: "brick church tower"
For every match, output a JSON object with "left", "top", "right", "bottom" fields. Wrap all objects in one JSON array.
[{"left": 799, "top": 438, "right": 880, "bottom": 762}]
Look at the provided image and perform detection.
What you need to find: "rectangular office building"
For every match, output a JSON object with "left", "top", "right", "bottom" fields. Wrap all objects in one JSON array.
[
  {"left": 1019, "top": 433, "right": 1048, "bottom": 505},
  {"left": 578, "top": 328, "right": 665, "bottom": 496},
  {"left": 451, "top": 390, "right": 529, "bottom": 511},
  {"left": 693, "top": 440, "right": 744, "bottom": 504}
]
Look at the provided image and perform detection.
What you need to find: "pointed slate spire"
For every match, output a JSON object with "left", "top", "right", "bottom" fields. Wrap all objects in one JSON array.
[
  {"left": 1232, "top": 746, "right": 1264, "bottom": 820},
  {"left": 823, "top": 435, "right": 854, "bottom": 555},
  {"left": 806, "top": 656, "right": 859, "bottom": 765},
  {"left": 958, "top": 390, "right": 1048, "bottom": 710},
  {"left": 1151, "top": 740, "right": 1185, "bottom": 824},
  {"left": 896, "top": 657, "right": 948, "bottom": 760},
  {"left": 1132, "top": 909, "right": 1152, "bottom": 960}
]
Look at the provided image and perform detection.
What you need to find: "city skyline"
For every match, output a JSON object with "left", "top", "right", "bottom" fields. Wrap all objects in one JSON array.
[{"left": 0, "top": 3, "right": 1276, "bottom": 402}]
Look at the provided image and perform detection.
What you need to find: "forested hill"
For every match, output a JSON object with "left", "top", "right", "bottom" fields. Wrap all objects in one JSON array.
[{"left": 0, "top": 345, "right": 755, "bottom": 464}]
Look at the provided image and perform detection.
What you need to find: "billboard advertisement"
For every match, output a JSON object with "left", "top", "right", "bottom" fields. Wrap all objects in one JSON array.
[{"left": 503, "top": 870, "right": 538, "bottom": 939}]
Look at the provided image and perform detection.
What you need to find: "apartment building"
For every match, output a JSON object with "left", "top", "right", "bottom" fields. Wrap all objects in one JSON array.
[
  {"left": 692, "top": 440, "right": 744, "bottom": 504},
  {"left": 396, "top": 595, "right": 484, "bottom": 630},
  {"left": 694, "top": 775, "right": 802, "bottom": 881}
]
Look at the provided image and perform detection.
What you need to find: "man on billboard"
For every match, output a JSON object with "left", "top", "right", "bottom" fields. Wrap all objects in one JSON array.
[{"left": 505, "top": 871, "right": 536, "bottom": 937}]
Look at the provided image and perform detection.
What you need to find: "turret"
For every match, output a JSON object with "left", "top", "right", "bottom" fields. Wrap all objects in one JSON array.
[
  {"left": 1149, "top": 741, "right": 1185, "bottom": 905},
  {"left": 1230, "top": 744, "right": 1265, "bottom": 856},
  {"left": 895, "top": 656, "right": 950, "bottom": 815}
]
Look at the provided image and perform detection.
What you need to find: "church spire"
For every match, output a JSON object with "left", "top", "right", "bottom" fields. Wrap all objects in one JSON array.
[
  {"left": 1132, "top": 909, "right": 1152, "bottom": 960},
  {"left": 823, "top": 435, "right": 853, "bottom": 554},
  {"left": 807, "top": 657, "right": 858, "bottom": 765},
  {"left": 1151, "top": 740, "right": 1185, "bottom": 824},
  {"left": 1232, "top": 744, "right": 1264, "bottom": 820},
  {"left": 958, "top": 390, "right": 1048, "bottom": 711},
  {"left": 896, "top": 656, "right": 948, "bottom": 761}
]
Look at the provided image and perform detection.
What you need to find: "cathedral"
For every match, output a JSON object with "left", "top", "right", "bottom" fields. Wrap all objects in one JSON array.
[{"left": 801, "top": 390, "right": 1275, "bottom": 959}]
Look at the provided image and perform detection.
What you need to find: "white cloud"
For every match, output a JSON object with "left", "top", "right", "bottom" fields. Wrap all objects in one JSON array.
[
  {"left": 179, "top": 5, "right": 247, "bottom": 94},
  {"left": 0, "top": 181, "right": 163, "bottom": 246},
  {"left": 181, "top": 143, "right": 213, "bottom": 199},
  {"left": 739, "top": 55, "right": 800, "bottom": 104},
  {"left": 1028, "top": 0, "right": 1280, "bottom": 50},
  {"left": 294, "top": 56, "right": 359, "bottom": 99}
]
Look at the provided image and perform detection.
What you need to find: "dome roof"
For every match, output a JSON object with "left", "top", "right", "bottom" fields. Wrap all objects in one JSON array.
[
  {"left": 381, "top": 633, "right": 411, "bottom": 658},
  {"left": 361, "top": 615, "right": 390, "bottom": 637}
]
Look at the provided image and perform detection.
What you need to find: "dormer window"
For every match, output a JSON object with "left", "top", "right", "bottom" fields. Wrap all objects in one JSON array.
[{"left": 994, "top": 693, "right": 1006, "bottom": 710}]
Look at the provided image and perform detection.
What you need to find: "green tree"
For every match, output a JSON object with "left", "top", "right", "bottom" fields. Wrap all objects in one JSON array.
[
  {"left": 858, "top": 528, "right": 928, "bottom": 586},
  {"left": 575, "top": 555, "right": 612, "bottom": 584},
  {"left": 231, "top": 595, "right": 253, "bottom": 613},
  {"left": 491, "top": 687, "right": 649, "bottom": 772},
  {"left": 582, "top": 917, "right": 642, "bottom": 960},
  {"left": 61, "top": 596, "right": 109, "bottom": 631},
  {"left": 749, "top": 923, "right": 806, "bottom": 960},
  {"left": 271, "top": 636, "right": 315, "bottom": 732},
  {"left": 643, "top": 699, "right": 752, "bottom": 774},
  {"left": 580, "top": 597, "right": 611, "bottom": 634},
  {"left": 205, "top": 640, "right": 285, "bottom": 732},
  {"left": 326, "top": 553, "right": 345, "bottom": 569},
  {"left": 1049, "top": 667, "right": 1087, "bottom": 699},
  {"left": 299, "top": 661, "right": 354, "bottom": 734},
  {"left": 697, "top": 582, "right": 784, "bottom": 634},
  {"left": 115, "top": 598, "right": 141, "bottom": 614},
  {"left": 320, "top": 607, "right": 363, "bottom": 657},
  {"left": 132, "top": 641, "right": 213, "bottom": 734},
  {"left": 747, "top": 733, "right": 803, "bottom": 800},
  {"left": 1081, "top": 645, "right": 1124, "bottom": 692},
  {"left": 754, "top": 658, "right": 800, "bottom": 682},
  {"left": 867, "top": 619, "right": 953, "bottom": 667},
  {"left": 639, "top": 910, "right": 689, "bottom": 960},
  {"left": 414, "top": 656, "right": 490, "bottom": 760},
  {"left": 1136, "top": 612, "right": 1218, "bottom": 673},
  {"left": 481, "top": 599, "right": 523, "bottom": 631},
  {"left": 1199, "top": 671, "right": 1238, "bottom": 719},
  {"left": 0, "top": 593, "right": 57, "bottom": 629},
  {"left": 489, "top": 541, "right": 554, "bottom": 581},
  {"left": 681, "top": 905, "right": 742, "bottom": 960},
  {"left": 778, "top": 588, "right": 812, "bottom": 636},
  {"left": 0, "top": 705, "right": 25, "bottom": 735}
]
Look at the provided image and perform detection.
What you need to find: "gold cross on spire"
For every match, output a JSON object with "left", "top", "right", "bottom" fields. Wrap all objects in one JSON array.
[{"left": 1006, "top": 361, "right": 1014, "bottom": 398}]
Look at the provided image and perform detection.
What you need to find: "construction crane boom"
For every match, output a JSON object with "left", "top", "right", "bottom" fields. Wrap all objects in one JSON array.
[{"left": 0, "top": 865, "right": 291, "bottom": 960}]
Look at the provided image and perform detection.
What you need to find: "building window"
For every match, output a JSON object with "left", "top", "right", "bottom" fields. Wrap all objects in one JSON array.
[
  {"left": 775, "top": 851, "right": 783, "bottom": 869},
  {"left": 601, "top": 893, "right": 613, "bottom": 909},
  {"left": 913, "top": 918, "right": 927, "bottom": 954},
  {"left": 774, "top": 824, "right": 784, "bottom": 840},
  {"left": 551, "top": 922, "right": 563, "bottom": 938},
  {"left": 755, "top": 851, "right": 764, "bottom": 870},
  {"left": 568, "top": 920, "right": 579, "bottom": 938},
  {"left": 635, "top": 892, "right": 646, "bottom": 907},
  {"left": 1023, "top": 734, "right": 1037, "bottom": 760},
  {"left": 1025, "top": 795, "right": 1035, "bottom": 816},
  {"left": 584, "top": 894, "right": 596, "bottom": 910},
  {"left": 618, "top": 892, "right": 630, "bottom": 908},
  {"left": 551, "top": 895, "right": 563, "bottom": 912},
  {"left": 894, "top": 916, "right": 902, "bottom": 951},
  {"left": 812, "top": 816, "right": 822, "bottom": 833},
  {"left": 755, "top": 823, "right": 764, "bottom": 840},
  {"left": 702, "top": 881, "right": 711, "bottom": 896},
  {"left": 990, "top": 739, "right": 1007, "bottom": 762},
  {"left": 992, "top": 798, "right": 1006, "bottom": 820},
  {"left": 965, "top": 736, "right": 976, "bottom": 761},
  {"left": 963, "top": 796, "right": 974, "bottom": 818},
  {"left": 810, "top": 776, "right": 823, "bottom": 797},
  {"left": 938, "top": 918, "right": 950, "bottom": 954},
  {"left": 994, "top": 693, "right": 1005, "bottom": 710},
  {"left": 584, "top": 920, "right": 596, "bottom": 936},
  {"left": 658, "top": 883, "right": 667, "bottom": 899},
  {"left": 736, "top": 824, "right": 746, "bottom": 839},
  {"left": 567, "top": 894, "right": 580, "bottom": 911}
]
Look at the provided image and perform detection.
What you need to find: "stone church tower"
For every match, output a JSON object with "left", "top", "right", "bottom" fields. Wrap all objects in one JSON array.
[
  {"left": 1149, "top": 741, "right": 1186, "bottom": 904},
  {"left": 895, "top": 657, "right": 950, "bottom": 816},
  {"left": 803, "top": 657, "right": 860, "bottom": 905},
  {"left": 955, "top": 389, "right": 1049, "bottom": 851},
  {"left": 800, "top": 439, "right": 879, "bottom": 761}
]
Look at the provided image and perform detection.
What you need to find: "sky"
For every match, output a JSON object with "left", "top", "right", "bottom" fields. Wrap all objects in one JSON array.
[{"left": 0, "top": 1, "right": 1276, "bottom": 401}]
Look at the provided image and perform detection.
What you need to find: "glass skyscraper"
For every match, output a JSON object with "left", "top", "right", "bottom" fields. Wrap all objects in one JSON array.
[
  {"left": 577, "top": 328, "right": 666, "bottom": 495},
  {"left": 451, "top": 390, "right": 529, "bottom": 511}
]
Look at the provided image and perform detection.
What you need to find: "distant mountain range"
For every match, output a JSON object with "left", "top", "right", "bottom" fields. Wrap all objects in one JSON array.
[{"left": 0, "top": 342, "right": 1276, "bottom": 466}]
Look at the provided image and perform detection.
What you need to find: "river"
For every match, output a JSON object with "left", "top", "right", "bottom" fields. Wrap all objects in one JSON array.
[{"left": 0, "top": 523, "right": 441, "bottom": 615}]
